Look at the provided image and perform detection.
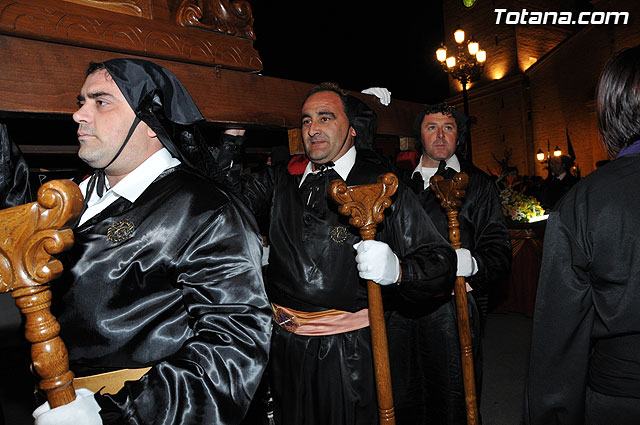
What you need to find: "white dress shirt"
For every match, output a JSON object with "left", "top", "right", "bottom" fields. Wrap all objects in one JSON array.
[
  {"left": 299, "top": 145, "right": 357, "bottom": 187},
  {"left": 411, "top": 154, "right": 462, "bottom": 190},
  {"left": 78, "top": 148, "right": 180, "bottom": 225}
]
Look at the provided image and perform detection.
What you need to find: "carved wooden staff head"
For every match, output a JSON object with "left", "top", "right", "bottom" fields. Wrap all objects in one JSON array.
[
  {"left": 429, "top": 172, "right": 469, "bottom": 249},
  {"left": 0, "top": 179, "right": 83, "bottom": 408},
  {"left": 328, "top": 173, "right": 398, "bottom": 240}
]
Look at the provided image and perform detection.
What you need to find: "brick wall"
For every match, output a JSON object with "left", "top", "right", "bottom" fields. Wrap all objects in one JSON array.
[{"left": 442, "top": 0, "right": 640, "bottom": 178}]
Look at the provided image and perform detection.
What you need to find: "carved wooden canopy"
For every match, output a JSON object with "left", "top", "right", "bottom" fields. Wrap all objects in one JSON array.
[{"left": 0, "top": 0, "right": 424, "bottom": 135}]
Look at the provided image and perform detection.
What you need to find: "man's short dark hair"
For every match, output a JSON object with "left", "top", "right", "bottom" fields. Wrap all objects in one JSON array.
[
  {"left": 303, "top": 82, "right": 351, "bottom": 121},
  {"left": 596, "top": 46, "right": 640, "bottom": 158},
  {"left": 86, "top": 61, "right": 107, "bottom": 76}
]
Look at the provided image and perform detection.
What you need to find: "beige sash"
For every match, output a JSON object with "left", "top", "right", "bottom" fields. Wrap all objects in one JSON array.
[{"left": 73, "top": 367, "right": 151, "bottom": 394}]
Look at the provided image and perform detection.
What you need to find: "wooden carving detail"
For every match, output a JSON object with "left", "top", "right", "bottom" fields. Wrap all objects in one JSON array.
[
  {"left": 0, "top": 179, "right": 83, "bottom": 408},
  {"left": 174, "top": 0, "right": 255, "bottom": 40},
  {"left": 329, "top": 173, "right": 398, "bottom": 424},
  {"left": 429, "top": 173, "right": 468, "bottom": 249},
  {"left": 0, "top": 0, "right": 262, "bottom": 70},
  {"left": 329, "top": 173, "right": 398, "bottom": 241},
  {"left": 61, "top": 0, "right": 148, "bottom": 18}
]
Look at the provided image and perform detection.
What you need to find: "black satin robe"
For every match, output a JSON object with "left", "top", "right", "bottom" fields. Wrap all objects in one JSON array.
[
  {"left": 53, "top": 166, "right": 271, "bottom": 425},
  {"left": 526, "top": 154, "right": 640, "bottom": 425},
  {"left": 391, "top": 161, "right": 512, "bottom": 425},
  {"left": 233, "top": 151, "right": 456, "bottom": 425},
  {"left": 0, "top": 123, "right": 31, "bottom": 207}
]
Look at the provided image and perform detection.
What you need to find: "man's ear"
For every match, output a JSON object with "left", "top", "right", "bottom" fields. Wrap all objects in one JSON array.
[
  {"left": 147, "top": 126, "right": 157, "bottom": 139},
  {"left": 350, "top": 126, "right": 357, "bottom": 137}
]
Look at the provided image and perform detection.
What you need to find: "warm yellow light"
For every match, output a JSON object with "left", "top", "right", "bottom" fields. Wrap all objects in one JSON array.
[
  {"left": 536, "top": 150, "right": 545, "bottom": 161},
  {"left": 553, "top": 146, "right": 562, "bottom": 157},
  {"left": 446, "top": 56, "right": 456, "bottom": 68},
  {"left": 468, "top": 41, "right": 479, "bottom": 56},
  {"left": 476, "top": 50, "right": 486, "bottom": 63},
  {"left": 436, "top": 47, "right": 447, "bottom": 62},
  {"left": 454, "top": 29, "right": 465, "bottom": 44}
]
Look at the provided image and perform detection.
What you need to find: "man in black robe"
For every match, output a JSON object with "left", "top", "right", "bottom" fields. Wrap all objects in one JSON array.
[
  {"left": 33, "top": 58, "right": 271, "bottom": 425},
  {"left": 526, "top": 46, "right": 640, "bottom": 425},
  {"left": 391, "top": 103, "right": 511, "bottom": 425},
  {"left": 539, "top": 155, "right": 579, "bottom": 211},
  {"left": 217, "top": 83, "right": 456, "bottom": 425}
]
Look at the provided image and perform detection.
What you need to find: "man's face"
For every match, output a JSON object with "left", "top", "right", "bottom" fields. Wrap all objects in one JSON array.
[
  {"left": 419, "top": 112, "right": 458, "bottom": 167},
  {"left": 301, "top": 91, "right": 355, "bottom": 167},
  {"left": 73, "top": 69, "right": 156, "bottom": 176},
  {"left": 549, "top": 157, "right": 564, "bottom": 175}
]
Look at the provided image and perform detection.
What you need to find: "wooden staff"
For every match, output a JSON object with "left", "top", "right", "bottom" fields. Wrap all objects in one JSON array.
[
  {"left": 0, "top": 179, "right": 83, "bottom": 408},
  {"left": 329, "top": 172, "right": 398, "bottom": 425},
  {"left": 429, "top": 172, "right": 479, "bottom": 425}
]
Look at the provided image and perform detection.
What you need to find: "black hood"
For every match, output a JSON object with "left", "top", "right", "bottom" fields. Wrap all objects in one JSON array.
[
  {"left": 345, "top": 95, "right": 378, "bottom": 151},
  {"left": 102, "top": 58, "right": 205, "bottom": 166}
]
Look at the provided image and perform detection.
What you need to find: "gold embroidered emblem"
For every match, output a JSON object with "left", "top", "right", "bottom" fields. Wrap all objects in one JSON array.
[
  {"left": 107, "top": 220, "right": 135, "bottom": 243},
  {"left": 272, "top": 304, "right": 300, "bottom": 332},
  {"left": 329, "top": 225, "right": 349, "bottom": 244}
]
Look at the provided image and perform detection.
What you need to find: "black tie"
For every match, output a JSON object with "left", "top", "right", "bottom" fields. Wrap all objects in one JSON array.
[{"left": 300, "top": 163, "right": 339, "bottom": 212}]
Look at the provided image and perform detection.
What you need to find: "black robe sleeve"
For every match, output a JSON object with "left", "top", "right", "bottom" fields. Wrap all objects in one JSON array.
[
  {"left": 95, "top": 200, "right": 271, "bottom": 425},
  {"left": 524, "top": 210, "right": 592, "bottom": 425},
  {"left": 55, "top": 169, "right": 271, "bottom": 425},
  {"left": 0, "top": 123, "right": 31, "bottom": 208},
  {"left": 464, "top": 170, "right": 512, "bottom": 291}
]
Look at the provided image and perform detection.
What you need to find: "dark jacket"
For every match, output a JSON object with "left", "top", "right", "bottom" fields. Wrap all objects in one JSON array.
[
  {"left": 526, "top": 154, "right": 640, "bottom": 424},
  {"left": 234, "top": 151, "right": 456, "bottom": 313},
  {"left": 54, "top": 165, "right": 271, "bottom": 425},
  {"left": 408, "top": 160, "right": 512, "bottom": 292}
]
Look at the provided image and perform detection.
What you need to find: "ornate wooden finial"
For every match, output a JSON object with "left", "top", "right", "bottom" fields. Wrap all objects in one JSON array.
[
  {"left": 429, "top": 173, "right": 469, "bottom": 249},
  {"left": 429, "top": 173, "right": 468, "bottom": 212},
  {"left": 0, "top": 179, "right": 83, "bottom": 408},
  {"left": 328, "top": 173, "right": 398, "bottom": 241}
]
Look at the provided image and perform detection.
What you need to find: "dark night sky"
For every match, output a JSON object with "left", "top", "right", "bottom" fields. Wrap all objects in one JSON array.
[{"left": 249, "top": 2, "right": 450, "bottom": 105}]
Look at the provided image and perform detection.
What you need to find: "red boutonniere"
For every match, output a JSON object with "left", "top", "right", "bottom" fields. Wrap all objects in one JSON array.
[{"left": 287, "top": 154, "right": 309, "bottom": 175}]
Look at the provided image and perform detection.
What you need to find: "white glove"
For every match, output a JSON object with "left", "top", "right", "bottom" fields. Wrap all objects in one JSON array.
[
  {"left": 33, "top": 388, "right": 102, "bottom": 425},
  {"left": 456, "top": 248, "right": 478, "bottom": 277},
  {"left": 353, "top": 240, "right": 400, "bottom": 285},
  {"left": 261, "top": 245, "right": 270, "bottom": 267},
  {"left": 361, "top": 87, "right": 391, "bottom": 106}
]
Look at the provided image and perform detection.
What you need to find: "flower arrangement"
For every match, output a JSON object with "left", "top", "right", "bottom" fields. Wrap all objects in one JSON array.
[{"left": 500, "top": 188, "right": 546, "bottom": 223}]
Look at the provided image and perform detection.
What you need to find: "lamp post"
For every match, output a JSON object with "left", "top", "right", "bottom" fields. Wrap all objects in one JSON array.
[
  {"left": 436, "top": 28, "right": 486, "bottom": 161},
  {"left": 536, "top": 139, "right": 562, "bottom": 176}
]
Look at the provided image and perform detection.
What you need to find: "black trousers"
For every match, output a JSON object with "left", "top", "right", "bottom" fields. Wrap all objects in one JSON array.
[
  {"left": 268, "top": 325, "right": 377, "bottom": 425},
  {"left": 387, "top": 294, "right": 482, "bottom": 425}
]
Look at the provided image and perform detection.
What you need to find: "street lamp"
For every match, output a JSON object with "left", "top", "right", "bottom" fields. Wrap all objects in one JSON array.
[
  {"left": 436, "top": 28, "right": 486, "bottom": 161},
  {"left": 536, "top": 140, "right": 562, "bottom": 175}
]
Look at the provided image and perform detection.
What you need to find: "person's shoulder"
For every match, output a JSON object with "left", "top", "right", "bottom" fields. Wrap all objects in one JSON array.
[
  {"left": 353, "top": 150, "right": 395, "bottom": 177},
  {"left": 574, "top": 155, "right": 637, "bottom": 193},
  {"left": 157, "top": 165, "right": 231, "bottom": 208},
  {"left": 460, "top": 163, "right": 496, "bottom": 188}
]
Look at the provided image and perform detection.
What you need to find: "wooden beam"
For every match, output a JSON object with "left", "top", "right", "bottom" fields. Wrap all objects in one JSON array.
[
  {"left": 0, "top": 0, "right": 261, "bottom": 71},
  {"left": 0, "top": 35, "right": 424, "bottom": 137}
]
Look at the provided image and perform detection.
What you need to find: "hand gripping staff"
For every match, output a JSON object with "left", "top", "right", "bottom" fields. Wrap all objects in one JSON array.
[
  {"left": 328, "top": 173, "right": 398, "bottom": 425},
  {"left": 429, "top": 172, "right": 479, "bottom": 425}
]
